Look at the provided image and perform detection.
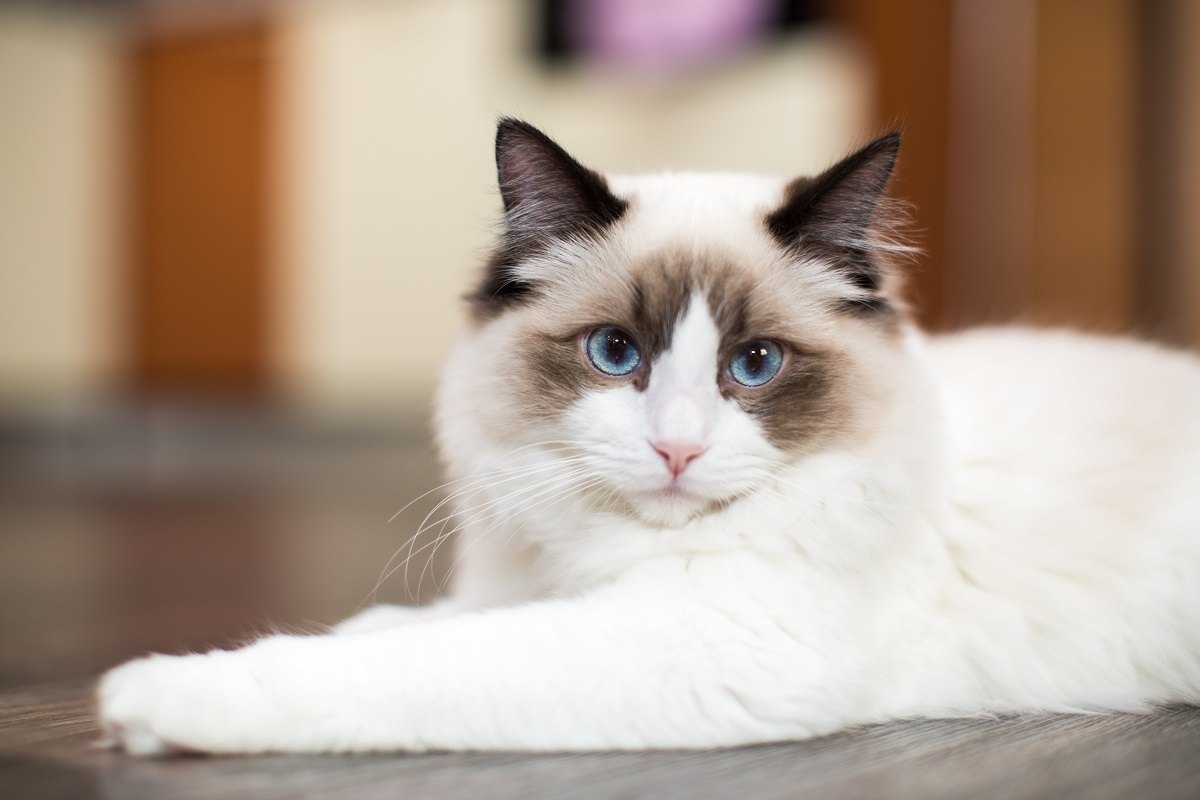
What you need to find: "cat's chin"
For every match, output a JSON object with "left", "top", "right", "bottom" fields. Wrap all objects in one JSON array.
[{"left": 627, "top": 486, "right": 717, "bottom": 529}]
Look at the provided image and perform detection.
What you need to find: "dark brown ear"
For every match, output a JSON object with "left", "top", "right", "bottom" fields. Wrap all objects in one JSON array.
[
  {"left": 495, "top": 117, "right": 627, "bottom": 244},
  {"left": 473, "top": 119, "right": 628, "bottom": 312},
  {"left": 766, "top": 132, "right": 902, "bottom": 294}
]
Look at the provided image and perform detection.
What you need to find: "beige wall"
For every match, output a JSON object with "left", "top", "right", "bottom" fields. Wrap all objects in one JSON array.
[
  {"left": 0, "top": 2, "right": 869, "bottom": 415},
  {"left": 0, "top": 8, "right": 124, "bottom": 407},
  {"left": 274, "top": 0, "right": 870, "bottom": 414}
]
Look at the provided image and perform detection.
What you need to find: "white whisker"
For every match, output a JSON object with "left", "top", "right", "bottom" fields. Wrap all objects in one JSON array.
[{"left": 371, "top": 462, "right": 595, "bottom": 601}]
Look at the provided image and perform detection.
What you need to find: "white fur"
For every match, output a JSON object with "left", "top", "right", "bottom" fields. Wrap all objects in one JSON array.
[{"left": 98, "top": 172, "right": 1200, "bottom": 755}]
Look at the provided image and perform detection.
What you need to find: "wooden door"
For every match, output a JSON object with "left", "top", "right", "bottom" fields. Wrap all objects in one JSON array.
[{"left": 130, "top": 24, "right": 271, "bottom": 394}]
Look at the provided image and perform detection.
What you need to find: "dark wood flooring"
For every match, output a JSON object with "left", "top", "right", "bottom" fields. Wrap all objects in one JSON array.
[{"left": 2, "top": 416, "right": 1198, "bottom": 799}]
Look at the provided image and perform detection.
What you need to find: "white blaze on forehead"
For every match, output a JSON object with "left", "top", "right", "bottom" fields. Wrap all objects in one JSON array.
[
  {"left": 645, "top": 293, "right": 721, "bottom": 444},
  {"left": 606, "top": 171, "right": 787, "bottom": 246}
]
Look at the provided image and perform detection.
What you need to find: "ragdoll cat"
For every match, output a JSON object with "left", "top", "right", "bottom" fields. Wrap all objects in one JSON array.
[{"left": 98, "top": 119, "right": 1200, "bottom": 755}]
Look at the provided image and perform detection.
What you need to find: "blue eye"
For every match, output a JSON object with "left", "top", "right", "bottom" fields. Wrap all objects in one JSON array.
[
  {"left": 585, "top": 327, "right": 642, "bottom": 376},
  {"left": 728, "top": 340, "right": 783, "bottom": 387}
]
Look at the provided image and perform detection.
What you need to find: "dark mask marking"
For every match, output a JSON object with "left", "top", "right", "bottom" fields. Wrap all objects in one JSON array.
[{"left": 513, "top": 249, "right": 853, "bottom": 453}]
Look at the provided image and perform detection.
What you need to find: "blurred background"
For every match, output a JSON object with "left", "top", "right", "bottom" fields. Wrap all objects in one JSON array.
[{"left": 1, "top": 0, "right": 1198, "bottom": 686}]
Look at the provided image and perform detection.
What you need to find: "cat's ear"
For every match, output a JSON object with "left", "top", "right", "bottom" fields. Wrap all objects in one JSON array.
[
  {"left": 766, "top": 132, "right": 904, "bottom": 292},
  {"left": 471, "top": 119, "right": 628, "bottom": 315},
  {"left": 495, "top": 118, "right": 627, "bottom": 243}
]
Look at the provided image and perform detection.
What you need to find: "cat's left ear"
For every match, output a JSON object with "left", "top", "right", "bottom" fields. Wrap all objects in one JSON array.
[
  {"left": 495, "top": 118, "right": 628, "bottom": 246},
  {"left": 766, "top": 132, "right": 903, "bottom": 290},
  {"left": 472, "top": 119, "right": 628, "bottom": 314}
]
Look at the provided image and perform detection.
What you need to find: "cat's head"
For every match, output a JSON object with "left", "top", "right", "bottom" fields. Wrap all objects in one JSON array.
[{"left": 446, "top": 119, "right": 920, "bottom": 530}]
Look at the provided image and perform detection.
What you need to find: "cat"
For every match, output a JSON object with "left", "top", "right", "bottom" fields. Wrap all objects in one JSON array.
[{"left": 98, "top": 118, "right": 1200, "bottom": 755}]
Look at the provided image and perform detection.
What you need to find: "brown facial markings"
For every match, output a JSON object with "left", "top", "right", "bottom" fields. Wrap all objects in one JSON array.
[
  {"left": 704, "top": 270, "right": 765, "bottom": 348},
  {"left": 720, "top": 344, "right": 850, "bottom": 452},
  {"left": 527, "top": 253, "right": 699, "bottom": 397},
  {"left": 505, "top": 250, "right": 696, "bottom": 416},
  {"left": 515, "top": 328, "right": 607, "bottom": 417},
  {"left": 697, "top": 264, "right": 856, "bottom": 452},
  {"left": 628, "top": 272, "right": 693, "bottom": 362},
  {"left": 504, "top": 246, "right": 865, "bottom": 454}
]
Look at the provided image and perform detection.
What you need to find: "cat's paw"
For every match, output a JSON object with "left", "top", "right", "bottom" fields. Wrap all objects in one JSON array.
[
  {"left": 98, "top": 655, "right": 196, "bottom": 755},
  {"left": 97, "top": 651, "right": 271, "bottom": 756}
]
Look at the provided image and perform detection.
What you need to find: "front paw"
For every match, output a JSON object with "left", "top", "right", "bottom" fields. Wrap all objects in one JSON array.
[
  {"left": 99, "top": 654, "right": 197, "bottom": 755},
  {"left": 98, "top": 651, "right": 272, "bottom": 756}
]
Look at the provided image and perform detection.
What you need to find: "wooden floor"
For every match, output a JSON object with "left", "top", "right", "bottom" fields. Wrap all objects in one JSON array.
[{"left": 2, "top": 412, "right": 1199, "bottom": 799}]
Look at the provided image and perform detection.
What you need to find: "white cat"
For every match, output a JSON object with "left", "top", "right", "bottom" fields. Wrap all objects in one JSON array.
[{"left": 98, "top": 119, "right": 1200, "bottom": 755}]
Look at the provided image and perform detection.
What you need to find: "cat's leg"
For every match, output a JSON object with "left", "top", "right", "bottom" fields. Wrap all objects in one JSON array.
[{"left": 98, "top": 578, "right": 839, "bottom": 755}]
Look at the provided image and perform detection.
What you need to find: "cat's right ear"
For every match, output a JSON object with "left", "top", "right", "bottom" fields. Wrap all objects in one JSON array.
[
  {"left": 495, "top": 118, "right": 627, "bottom": 246},
  {"left": 766, "top": 133, "right": 908, "bottom": 301}
]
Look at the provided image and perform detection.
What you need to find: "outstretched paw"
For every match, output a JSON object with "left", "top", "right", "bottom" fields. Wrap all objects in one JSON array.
[
  {"left": 98, "top": 655, "right": 199, "bottom": 755},
  {"left": 97, "top": 650, "right": 275, "bottom": 756}
]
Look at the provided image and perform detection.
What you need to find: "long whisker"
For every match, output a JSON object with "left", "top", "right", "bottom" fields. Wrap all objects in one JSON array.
[
  {"left": 455, "top": 475, "right": 610, "bottom": 595},
  {"left": 386, "top": 443, "right": 588, "bottom": 523},
  {"left": 383, "top": 439, "right": 590, "bottom": 525},
  {"left": 422, "top": 471, "right": 604, "bottom": 597},
  {"left": 385, "top": 464, "right": 595, "bottom": 598},
  {"left": 365, "top": 455, "right": 591, "bottom": 605},
  {"left": 403, "top": 465, "right": 590, "bottom": 592}
]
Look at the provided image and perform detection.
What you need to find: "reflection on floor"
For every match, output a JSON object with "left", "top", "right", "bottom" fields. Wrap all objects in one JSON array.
[
  {"left": 2, "top": 407, "right": 1199, "bottom": 800},
  {"left": 0, "top": 405, "right": 449, "bottom": 691}
]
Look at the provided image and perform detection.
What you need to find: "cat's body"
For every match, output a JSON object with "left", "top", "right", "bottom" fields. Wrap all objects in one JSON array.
[{"left": 99, "top": 122, "right": 1200, "bottom": 755}]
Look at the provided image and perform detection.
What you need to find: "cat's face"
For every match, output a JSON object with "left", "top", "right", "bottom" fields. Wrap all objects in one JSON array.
[{"left": 454, "top": 120, "right": 911, "bottom": 529}]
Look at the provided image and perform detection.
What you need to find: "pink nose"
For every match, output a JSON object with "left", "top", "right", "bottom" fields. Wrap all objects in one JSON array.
[{"left": 652, "top": 441, "right": 706, "bottom": 478}]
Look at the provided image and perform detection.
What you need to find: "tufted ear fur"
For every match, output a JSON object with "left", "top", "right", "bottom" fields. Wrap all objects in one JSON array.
[
  {"left": 471, "top": 119, "right": 628, "bottom": 313},
  {"left": 765, "top": 133, "right": 906, "bottom": 300}
]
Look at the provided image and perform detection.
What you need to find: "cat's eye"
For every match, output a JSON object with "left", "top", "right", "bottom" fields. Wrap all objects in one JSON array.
[
  {"left": 585, "top": 327, "right": 642, "bottom": 377},
  {"left": 728, "top": 340, "right": 784, "bottom": 387}
]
